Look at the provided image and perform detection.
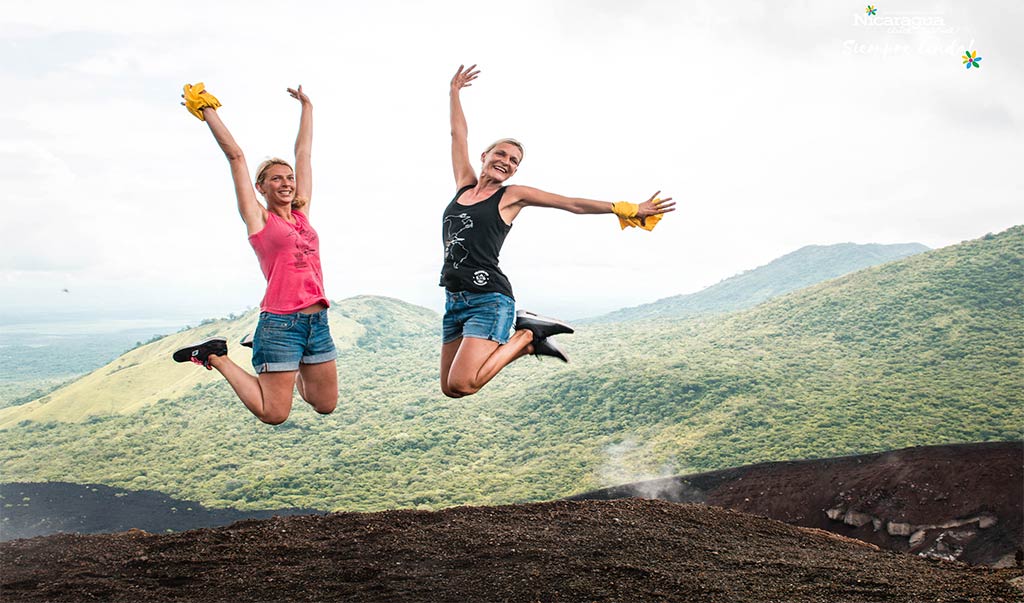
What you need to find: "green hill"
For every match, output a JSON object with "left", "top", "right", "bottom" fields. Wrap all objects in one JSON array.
[
  {"left": 0, "top": 229, "right": 1019, "bottom": 512},
  {"left": 585, "top": 242, "right": 928, "bottom": 323}
]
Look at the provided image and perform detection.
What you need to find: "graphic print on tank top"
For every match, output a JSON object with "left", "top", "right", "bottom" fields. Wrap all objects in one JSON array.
[
  {"left": 443, "top": 213, "right": 474, "bottom": 269},
  {"left": 440, "top": 186, "right": 513, "bottom": 299},
  {"left": 288, "top": 221, "right": 318, "bottom": 269}
]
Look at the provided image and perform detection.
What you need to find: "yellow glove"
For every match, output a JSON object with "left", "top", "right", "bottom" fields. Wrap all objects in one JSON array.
[
  {"left": 612, "top": 201, "right": 663, "bottom": 231},
  {"left": 182, "top": 82, "right": 222, "bottom": 121}
]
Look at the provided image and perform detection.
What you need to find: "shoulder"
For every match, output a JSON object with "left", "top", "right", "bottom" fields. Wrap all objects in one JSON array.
[{"left": 502, "top": 185, "right": 542, "bottom": 205}]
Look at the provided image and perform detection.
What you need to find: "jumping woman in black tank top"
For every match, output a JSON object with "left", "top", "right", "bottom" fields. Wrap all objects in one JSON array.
[{"left": 440, "top": 64, "right": 675, "bottom": 398}]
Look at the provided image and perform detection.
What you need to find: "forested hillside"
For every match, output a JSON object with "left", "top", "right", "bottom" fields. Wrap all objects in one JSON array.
[{"left": 0, "top": 228, "right": 1019, "bottom": 512}]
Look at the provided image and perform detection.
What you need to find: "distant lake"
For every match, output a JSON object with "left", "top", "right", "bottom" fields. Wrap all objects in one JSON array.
[
  {"left": 0, "top": 316, "right": 194, "bottom": 336},
  {"left": 0, "top": 318, "right": 194, "bottom": 382}
]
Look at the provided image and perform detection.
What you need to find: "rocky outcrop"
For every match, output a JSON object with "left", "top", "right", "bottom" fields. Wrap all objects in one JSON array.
[
  {"left": 824, "top": 505, "right": 1001, "bottom": 563},
  {"left": 569, "top": 442, "right": 1023, "bottom": 567}
]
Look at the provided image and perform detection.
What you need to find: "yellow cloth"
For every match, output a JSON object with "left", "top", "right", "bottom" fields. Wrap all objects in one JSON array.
[
  {"left": 182, "top": 82, "right": 222, "bottom": 121},
  {"left": 612, "top": 200, "right": 663, "bottom": 231}
]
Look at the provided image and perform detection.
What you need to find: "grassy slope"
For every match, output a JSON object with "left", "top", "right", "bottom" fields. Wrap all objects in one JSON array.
[
  {"left": 0, "top": 309, "right": 366, "bottom": 428},
  {"left": 0, "top": 230, "right": 1019, "bottom": 512}
]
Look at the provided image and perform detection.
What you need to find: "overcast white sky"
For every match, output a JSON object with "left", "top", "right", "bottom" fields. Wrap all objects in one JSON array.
[{"left": 1, "top": 0, "right": 1021, "bottom": 326}]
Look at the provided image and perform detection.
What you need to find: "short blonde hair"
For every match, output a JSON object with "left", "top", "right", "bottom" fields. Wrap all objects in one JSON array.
[
  {"left": 254, "top": 157, "right": 307, "bottom": 210},
  {"left": 483, "top": 138, "right": 524, "bottom": 162}
]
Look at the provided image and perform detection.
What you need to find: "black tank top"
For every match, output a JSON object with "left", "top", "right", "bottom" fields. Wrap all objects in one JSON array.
[{"left": 439, "top": 185, "right": 515, "bottom": 299}]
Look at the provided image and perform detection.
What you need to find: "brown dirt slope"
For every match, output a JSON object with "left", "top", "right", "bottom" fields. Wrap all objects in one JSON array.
[
  {"left": 2, "top": 499, "right": 1021, "bottom": 603},
  {"left": 569, "top": 441, "right": 1023, "bottom": 567}
]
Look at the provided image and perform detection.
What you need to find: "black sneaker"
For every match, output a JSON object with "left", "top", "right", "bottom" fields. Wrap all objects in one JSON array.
[
  {"left": 515, "top": 310, "right": 574, "bottom": 340},
  {"left": 240, "top": 332, "right": 254, "bottom": 348},
  {"left": 533, "top": 337, "right": 569, "bottom": 363},
  {"left": 172, "top": 337, "right": 228, "bottom": 370}
]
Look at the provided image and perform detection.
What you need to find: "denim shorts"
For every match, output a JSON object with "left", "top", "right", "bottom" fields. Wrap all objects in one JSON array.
[
  {"left": 442, "top": 290, "right": 515, "bottom": 345},
  {"left": 251, "top": 309, "right": 337, "bottom": 374}
]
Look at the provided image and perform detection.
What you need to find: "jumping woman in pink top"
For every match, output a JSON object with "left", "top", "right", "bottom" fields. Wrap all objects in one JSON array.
[{"left": 173, "top": 83, "right": 338, "bottom": 424}]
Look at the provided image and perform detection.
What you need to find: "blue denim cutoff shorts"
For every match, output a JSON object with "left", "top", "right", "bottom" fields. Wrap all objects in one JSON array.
[
  {"left": 442, "top": 290, "right": 516, "bottom": 345},
  {"left": 251, "top": 309, "right": 337, "bottom": 374}
]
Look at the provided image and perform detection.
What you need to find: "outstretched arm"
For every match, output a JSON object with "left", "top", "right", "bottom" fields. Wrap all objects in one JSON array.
[
  {"left": 450, "top": 64, "right": 479, "bottom": 190},
  {"left": 289, "top": 86, "right": 313, "bottom": 215},
  {"left": 504, "top": 187, "right": 675, "bottom": 226},
  {"left": 201, "top": 106, "right": 266, "bottom": 235}
]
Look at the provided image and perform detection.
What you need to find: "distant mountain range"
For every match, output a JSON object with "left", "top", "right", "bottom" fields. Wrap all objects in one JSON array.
[
  {"left": 0, "top": 228, "right": 1019, "bottom": 514},
  {"left": 584, "top": 242, "right": 928, "bottom": 323}
]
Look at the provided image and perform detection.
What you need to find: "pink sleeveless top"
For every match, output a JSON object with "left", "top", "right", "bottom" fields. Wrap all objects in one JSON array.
[{"left": 248, "top": 210, "right": 329, "bottom": 314}]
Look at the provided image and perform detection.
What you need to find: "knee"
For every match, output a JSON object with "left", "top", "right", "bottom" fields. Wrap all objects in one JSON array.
[
  {"left": 441, "top": 386, "right": 464, "bottom": 399},
  {"left": 314, "top": 399, "right": 337, "bottom": 415},
  {"left": 259, "top": 411, "right": 290, "bottom": 426},
  {"left": 445, "top": 377, "right": 478, "bottom": 398},
  {"left": 300, "top": 385, "right": 337, "bottom": 414}
]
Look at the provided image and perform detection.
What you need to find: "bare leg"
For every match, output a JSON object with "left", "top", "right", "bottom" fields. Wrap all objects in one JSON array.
[
  {"left": 297, "top": 360, "right": 338, "bottom": 414},
  {"left": 440, "top": 339, "right": 464, "bottom": 398},
  {"left": 207, "top": 355, "right": 297, "bottom": 425},
  {"left": 442, "top": 330, "right": 534, "bottom": 398}
]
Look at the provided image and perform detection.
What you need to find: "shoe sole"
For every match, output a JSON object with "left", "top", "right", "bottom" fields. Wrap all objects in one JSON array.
[
  {"left": 172, "top": 337, "right": 228, "bottom": 363},
  {"left": 516, "top": 311, "right": 575, "bottom": 337},
  {"left": 533, "top": 337, "right": 570, "bottom": 363}
]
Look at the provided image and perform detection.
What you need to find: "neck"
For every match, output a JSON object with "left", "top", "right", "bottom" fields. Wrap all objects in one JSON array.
[
  {"left": 268, "top": 204, "right": 294, "bottom": 220},
  {"left": 476, "top": 173, "right": 504, "bottom": 192}
]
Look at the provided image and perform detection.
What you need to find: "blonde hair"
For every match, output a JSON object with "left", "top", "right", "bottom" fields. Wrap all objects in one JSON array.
[
  {"left": 254, "top": 157, "right": 307, "bottom": 210},
  {"left": 483, "top": 138, "right": 524, "bottom": 162}
]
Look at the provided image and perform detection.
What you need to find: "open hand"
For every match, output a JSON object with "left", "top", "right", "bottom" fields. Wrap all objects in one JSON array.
[
  {"left": 637, "top": 191, "right": 676, "bottom": 223},
  {"left": 451, "top": 64, "right": 480, "bottom": 93},
  {"left": 288, "top": 85, "right": 311, "bottom": 106}
]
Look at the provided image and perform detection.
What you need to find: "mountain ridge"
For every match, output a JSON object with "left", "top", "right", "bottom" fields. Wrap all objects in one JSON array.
[{"left": 583, "top": 241, "right": 928, "bottom": 323}]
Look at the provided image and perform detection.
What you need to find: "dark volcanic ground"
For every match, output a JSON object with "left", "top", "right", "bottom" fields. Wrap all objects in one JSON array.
[
  {"left": 0, "top": 482, "right": 321, "bottom": 541},
  {"left": 3, "top": 498, "right": 1022, "bottom": 603},
  {"left": 571, "top": 441, "right": 1024, "bottom": 568}
]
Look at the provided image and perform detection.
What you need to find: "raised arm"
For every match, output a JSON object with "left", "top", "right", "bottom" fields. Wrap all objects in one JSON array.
[
  {"left": 503, "top": 187, "right": 675, "bottom": 226},
  {"left": 289, "top": 85, "right": 313, "bottom": 215},
  {"left": 201, "top": 107, "right": 266, "bottom": 235},
  {"left": 450, "top": 64, "right": 479, "bottom": 190}
]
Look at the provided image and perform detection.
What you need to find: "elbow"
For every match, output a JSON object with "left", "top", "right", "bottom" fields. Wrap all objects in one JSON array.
[{"left": 224, "top": 148, "right": 245, "bottom": 162}]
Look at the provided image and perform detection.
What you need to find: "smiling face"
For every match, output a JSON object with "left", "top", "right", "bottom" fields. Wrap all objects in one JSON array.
[
  {"left": 255, "top": 164, "right": 296, "bottom": 206},
  {"left": 480, "top": 141, "right": 523, "bottom": 183}
]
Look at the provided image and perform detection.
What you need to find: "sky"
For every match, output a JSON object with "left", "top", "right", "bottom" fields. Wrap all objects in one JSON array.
[{"left": 1, "top": 0, "right": 1021, "bottom": 328}]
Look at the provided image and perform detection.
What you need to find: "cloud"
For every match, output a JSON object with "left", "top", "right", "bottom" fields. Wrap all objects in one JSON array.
[{"left": 2, "top": 0, "right": 1022, "bottom": 321}]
